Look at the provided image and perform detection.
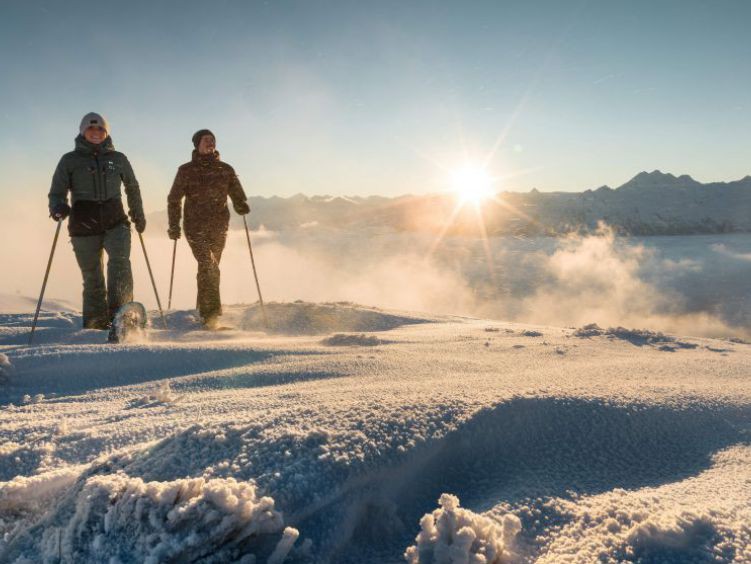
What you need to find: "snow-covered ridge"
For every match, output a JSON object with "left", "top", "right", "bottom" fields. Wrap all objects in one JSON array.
[
  {"left": 1, "top": 302, "right": 750, "bottom": 562},
  {"left": 141, "top": 170, "right": 751, "bottom": 236},
  {"left": 0, "top": 294, "right": 76, "bottom": 315}
]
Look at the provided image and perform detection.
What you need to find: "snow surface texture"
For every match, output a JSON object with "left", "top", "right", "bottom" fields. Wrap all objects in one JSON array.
[{"left": 1, "top": 301, "right": 750, "bottom": 562}]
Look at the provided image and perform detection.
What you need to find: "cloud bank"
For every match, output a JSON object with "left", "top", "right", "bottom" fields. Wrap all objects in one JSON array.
[{"left": 3, "top": 198, "right": 749, "bottom": 339}]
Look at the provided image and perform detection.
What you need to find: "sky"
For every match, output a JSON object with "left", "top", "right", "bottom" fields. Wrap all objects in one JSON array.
[{"left": 1, "top": 0, "right": 750, "bottom": 211}]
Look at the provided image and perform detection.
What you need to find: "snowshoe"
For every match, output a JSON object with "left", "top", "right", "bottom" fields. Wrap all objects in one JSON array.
[{"left": 108, "top": 302, "right": 147, "bottom": 343}]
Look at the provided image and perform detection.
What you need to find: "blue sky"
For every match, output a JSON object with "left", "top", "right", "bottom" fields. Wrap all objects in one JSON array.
[{"left": 2, "top": 0, "right": 750, "bottom": 209}]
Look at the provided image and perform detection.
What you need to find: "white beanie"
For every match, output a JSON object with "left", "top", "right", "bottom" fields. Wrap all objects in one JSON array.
[{"left": 79, "top": 112, "right": 110, "bottom": 136}]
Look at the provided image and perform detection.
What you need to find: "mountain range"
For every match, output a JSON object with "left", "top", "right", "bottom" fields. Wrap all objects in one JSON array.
[{"left": 147, "top": 171, "right": 751, "bottom": 237}]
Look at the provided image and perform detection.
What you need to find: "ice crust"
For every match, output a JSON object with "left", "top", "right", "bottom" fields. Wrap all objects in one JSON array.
[{"left": 4, "top": 472, "right": 296, "bottom": 563}]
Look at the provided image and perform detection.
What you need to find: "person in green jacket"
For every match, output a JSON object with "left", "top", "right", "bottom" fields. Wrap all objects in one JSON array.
[{"left": 49, "top": 112, "right": 146, "bottom": 329}]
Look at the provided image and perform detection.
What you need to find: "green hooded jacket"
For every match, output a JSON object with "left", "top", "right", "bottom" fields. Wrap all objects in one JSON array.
[{"left": 49, "top": 136, "right": 144, "bottom": 235}]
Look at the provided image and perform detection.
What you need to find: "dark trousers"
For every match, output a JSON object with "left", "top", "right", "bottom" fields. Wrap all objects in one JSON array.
[
  {"left": 71, "top": 223, "right": 133, "bottom": 328},
  {"left": 186, "top": 230, "right": 227, "bottom": 321}
]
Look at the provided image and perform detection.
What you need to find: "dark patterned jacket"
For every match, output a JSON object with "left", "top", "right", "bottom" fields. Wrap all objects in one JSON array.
[{"left": 167, "top": 151, "right": 248, "bottom": 236}]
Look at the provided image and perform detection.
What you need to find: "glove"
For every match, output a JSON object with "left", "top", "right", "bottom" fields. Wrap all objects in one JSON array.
[
  {"left": 50, "top": 203, "right": 70, "bottom": 221},
  {"left": 233, "top": 200, "right": 250, "bottom": 215},
  {"left": 168, "top": 226, "right": 181, "bottom": 240},
  {"left": 134, "top": 215, "right": 146, "bottom": 233}
]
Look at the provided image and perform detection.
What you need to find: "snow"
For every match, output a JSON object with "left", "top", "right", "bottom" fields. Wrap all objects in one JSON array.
[
  {"left": 1, "top": 301, "right": 750, "bottom": 562},
  {"left": 7, "top": 472, "right": 294, "bottom": 563},
  {"left": 0, "top": 353, "right": 12, "bottom": 383},
  {"left": 526, "top": 446, "right": 751, "bottom": 562},
  {"left": 0, "top": 294, "right": 76, "bottom": 315},
  {"left": 405, "top": 494, "right": 521, "bottom": 563}
]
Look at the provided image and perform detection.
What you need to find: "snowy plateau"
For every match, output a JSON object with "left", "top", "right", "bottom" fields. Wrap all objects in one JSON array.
[{"left": 1, "top": 297, "right": 750, "bottom": 563}]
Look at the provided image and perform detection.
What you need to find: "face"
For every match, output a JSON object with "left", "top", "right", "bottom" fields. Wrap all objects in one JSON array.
[
  {"left": 83, "top": 126, "right": 107, "bottom": 145},
  {"left": 197, "top": 134, "right": 216, "bottom": 155}
]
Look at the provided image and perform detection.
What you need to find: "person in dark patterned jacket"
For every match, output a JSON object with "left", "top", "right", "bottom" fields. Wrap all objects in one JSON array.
[{"left": 167, "top": 129, "right": 250, "bottom": 328}]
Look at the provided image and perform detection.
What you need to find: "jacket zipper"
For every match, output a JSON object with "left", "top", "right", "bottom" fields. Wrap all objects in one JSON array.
[
  {"left": 94, "top": 154, "right": 101, "bottom": 201},
  {"left": 90, "top": 161, "right": 98, "bottom": 201},
  {"left": 95, "top": 153, "right": 104, "bottom": 230}
]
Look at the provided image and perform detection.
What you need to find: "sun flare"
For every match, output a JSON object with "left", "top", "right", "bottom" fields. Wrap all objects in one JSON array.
[{"left": 450, "top": 165, "right": 494, "bottom": 205}]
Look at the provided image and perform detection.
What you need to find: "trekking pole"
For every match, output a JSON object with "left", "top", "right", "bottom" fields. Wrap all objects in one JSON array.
[
  {"left": 167, "top": 239, "right": 177, "bottom": 310},
  {"left": 29, "top": 219, "right": 63, "bottom": 345},
  {"left": 242, "top": 216, "right": 269, "bottom": 327},
  {"left": 137, "top": 232, "right": 168, "bottom": 329}
]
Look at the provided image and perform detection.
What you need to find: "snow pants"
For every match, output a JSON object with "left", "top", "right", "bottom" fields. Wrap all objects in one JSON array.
[
  {"left": 186, "top": 229, "right": 227, "bottom": 322},
  {"left": 71, "top": 223, "right": 133, "bottom": 329}
]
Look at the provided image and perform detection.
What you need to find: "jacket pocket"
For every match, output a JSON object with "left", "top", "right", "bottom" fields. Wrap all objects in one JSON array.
[{"left": 103, "top": 160, "right": 122, "bottom": 199}]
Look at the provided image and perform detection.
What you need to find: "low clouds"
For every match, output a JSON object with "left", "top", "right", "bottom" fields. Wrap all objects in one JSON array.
[
  {"left": 3, "top": 199, "right": 749, "bottom": 339},
  {"left": 507, "top": 228, "right": 741, "bottom": 338}
]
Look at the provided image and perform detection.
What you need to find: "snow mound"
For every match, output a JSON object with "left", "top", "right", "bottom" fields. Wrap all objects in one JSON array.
[
  {"left": 534, "top": 450, "right": 751, "bottom": 563},
  {"left": 3, "top": 474, "right": 298, "bottom": 563},
  {"left": 237, "top": 301, "right": 431, "bottom": 335},
  {"left": 320, "top": 333, "right": 385, "bottom": 346},
  {"left": 404, "top": 493, "right": 521, "bottom": 563}
]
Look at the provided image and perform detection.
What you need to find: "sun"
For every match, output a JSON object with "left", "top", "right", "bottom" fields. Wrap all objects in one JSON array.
[{"left": 450, "top": 165, "right": 495, "bottom": 205}]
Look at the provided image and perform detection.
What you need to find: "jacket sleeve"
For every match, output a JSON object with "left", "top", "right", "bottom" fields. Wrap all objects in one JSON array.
[
  {"left": 227, "top": 166, "right": 248, "bottom": 207},
  {"left": 120, "top": 156, "right": 145, "bottom": 222},
  {"left": 48, "top": 155, "right": 70, "bottom": 213},
  {"left": 167, "top": 168, "right": 186, "bottom": 231}
]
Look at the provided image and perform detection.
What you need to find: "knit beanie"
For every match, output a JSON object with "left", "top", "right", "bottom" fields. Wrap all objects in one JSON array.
[
  {"left": 192, "top": 129, "right": 215, "bottom": 148},
  {"left": 79, "top": 112, "right": 109, "bottom": 136}
]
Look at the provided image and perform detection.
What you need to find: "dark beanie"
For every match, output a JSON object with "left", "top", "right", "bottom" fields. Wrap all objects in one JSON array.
[{"left": 192, "top": 129, "right": 215, "bottom": 148}]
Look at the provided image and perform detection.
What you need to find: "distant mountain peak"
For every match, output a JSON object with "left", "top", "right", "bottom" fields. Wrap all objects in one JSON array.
[{"left": 618, "top": 170, "right": 700, "bottom": 190}]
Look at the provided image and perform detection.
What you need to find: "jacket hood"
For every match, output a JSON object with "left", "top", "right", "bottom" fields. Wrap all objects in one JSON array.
[{"left": 75, "top": 134, "right": 115, "bottom": 155}]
